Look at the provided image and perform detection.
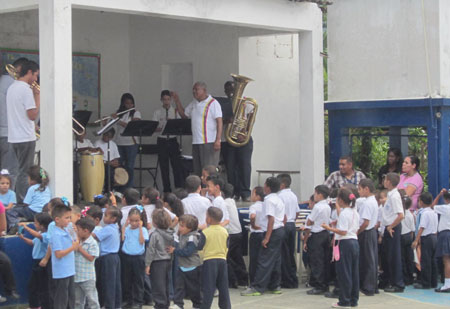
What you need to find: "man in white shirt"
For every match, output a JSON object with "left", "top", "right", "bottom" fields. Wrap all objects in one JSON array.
[
  {"left": 6, "top": 60, "right": 40, "bottom": 202},
  {"left": 153, "top": 90, "right": 184, "bottom": 192},
  {"left": 174, "top": 82, "right": 223, "bottom": 176},
  {"left": 94, "top": 128, "right": 120, "bottom": 192},
  {"left": 181, "top": 175, "right": 211, "bottom": 230}
]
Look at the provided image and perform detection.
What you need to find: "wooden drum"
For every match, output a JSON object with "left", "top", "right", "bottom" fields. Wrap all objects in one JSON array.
[{"left": 79, "top": 153, "right": 104, "bottom": 202}]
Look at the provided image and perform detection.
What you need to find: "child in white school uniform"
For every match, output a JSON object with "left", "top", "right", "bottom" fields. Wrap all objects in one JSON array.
[
  {"left": 182, "top": 175, "right": 211, "bottom": 230},
  {"left": 432, "top": 188, "right": 450, "bottom": 293},
  {"left": 206, "top": 175, "right": 230, "bottom": 227},
  {"left": 412, "top": 192, "right": 438, "bottom": 289},
  {"left": 248, "top": 186, "right": 265, "bottom": 285},
  {"left": 120, "top": 188, "right": 141, "bottom": 226},
  {"left": 142, "top": 187, "right": 178, "bottom": 231},
  {"left": 94, "top": 128, "right": 120, "bottom": 191},
  {"left": 399, "top": 192, "right": 415, "bottom": 286},
  {"left": 322, "top": 188, "right": 360, "bottom": 308}
]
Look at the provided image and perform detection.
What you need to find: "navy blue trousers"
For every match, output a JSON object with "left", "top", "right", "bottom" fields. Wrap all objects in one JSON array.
[
  {"left": 336, "top": 239, "right": 359, "bottom": 307},
  {"left": 99, "top": 253, "right": 121, "bottom": 309},
  {"left": 201, "top": 259, "right": 230, "bottom": 309}
]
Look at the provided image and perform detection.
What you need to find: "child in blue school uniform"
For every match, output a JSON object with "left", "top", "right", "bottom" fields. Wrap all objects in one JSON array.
[
  {"left": 50, "top": 203, "right": 78, "bottom": 308},
  {"left": 0, "top": 171, "right": 17, "bottom": 211},
  {"left": 7, "top": 166, "right": 51, "bottom": 232},
  {"left": 93, "top": 206, "right": 122, "bottom": 309},
  {"left": 17, "top": 212, "right": 53, "bottom": 309},
  {"left": 121, "top": 206, "right": 149, "bottom": 308}
]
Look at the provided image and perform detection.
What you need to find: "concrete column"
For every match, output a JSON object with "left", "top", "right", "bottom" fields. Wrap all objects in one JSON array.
[{"left": 39, "top": 0, "right": 73, "bottom": 201}]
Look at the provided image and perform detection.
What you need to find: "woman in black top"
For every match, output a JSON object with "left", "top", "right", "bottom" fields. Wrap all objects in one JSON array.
[{"left": 378, "top": 148, "right": 403, "bottom": 188}]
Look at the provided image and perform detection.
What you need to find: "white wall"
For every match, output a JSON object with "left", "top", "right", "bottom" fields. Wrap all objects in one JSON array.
[{"left": 328, "top": 0, "right": 443, "bottom": 101}]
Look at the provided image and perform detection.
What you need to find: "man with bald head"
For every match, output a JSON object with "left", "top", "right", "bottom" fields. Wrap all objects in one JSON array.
[{"left": 175, "top": 81, "right": 223, "bottom": 176}]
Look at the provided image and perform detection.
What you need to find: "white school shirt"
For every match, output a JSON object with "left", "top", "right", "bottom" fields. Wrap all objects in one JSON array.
[
  {"left": 278, "top": 188, "right": 299, "bottom": 223},
  {"left": 434, "top": 204, "right": 450, "bottom": 232},
  {"left": 225, "top": 198, "right": 241, "bottom": 234},
  {"left": 308, "top": 200, "right": 331, "bottom": 233},
  {"left": 73, "top": 138, "right": 94, "bottom": 161},
  {"left": 401, "top": 210, "right": 415, "bottom": 235},
  {"left": 249, "top": 201, "right": 265, "bottom": 233},
  {"left": 356, "top": 197, "right": 366, "bottom": 212},
  {"left": 153, "top": 106, "right": 177, "bottom": 138},
  {"left": 419, "top": 207, "right": 438, "bottom": 236},
  {"left": 358, "top": 195, "right": 379, "bottom": 230},
  {"left": 260, "top": 193, "right": 285, "bottom": 231},
  {"left": 94, "top": 139, "right": 120, "bottom": 162},
  {"left": 211, "top": 195, "right": 229, "bottom": 223},
  {"left": 115, "top": 110, "right": 142, "bottom": 146},
  {"left": 0, "top": 74, "right": 14, "bottom": 137},
  {"left": 182, "top": 193, "right": 211, "bottom": 226},
  {"left": 335, "top": 207, "right": 360, "bottom": 240},
  {"left": 184, "top": 95, "right": 222, "bottom": 144},
  {"left": 6, "top": 80, "right": 36, "bottom": 143},
  {"left": 381, "top": 188, "right": 404, "bottom": 226}
]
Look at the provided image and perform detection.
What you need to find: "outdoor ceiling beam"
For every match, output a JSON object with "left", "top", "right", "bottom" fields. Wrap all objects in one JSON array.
[{"left": 0, "top": 0, "right": 38, "bottom": 14}]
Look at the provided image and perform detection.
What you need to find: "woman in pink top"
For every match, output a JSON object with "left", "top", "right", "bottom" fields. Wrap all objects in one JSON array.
[{"left": 397, "top": 156, "right": 423, "bottom": 211}]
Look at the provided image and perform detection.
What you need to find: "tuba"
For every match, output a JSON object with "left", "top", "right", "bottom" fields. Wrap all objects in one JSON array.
[{"left": 225, "top": 74, "right": 258, "bottom": 147}]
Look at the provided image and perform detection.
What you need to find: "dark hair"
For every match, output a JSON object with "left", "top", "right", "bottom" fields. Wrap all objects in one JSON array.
[
  {"left": 28, "top": 166, "right": 49, "bottom": 192},
  {"left": 124, "top": 188, "right": 140, "bottom": 206},
  {"left": 329, "top": 188, "right": 339, "bottom": 199},
  {"left": 387, "top": 148, "right": 403, "bottom": 168},
  {"left": 314, "top": 185, "right": 330, "bottom": 199},
  {"left": 128, "top": 207, "right": 148, "bottom": 228},
  {"left": 339, "top": 156, "right": 353, "bottom": 164},
  {"left": 398, "top": 190, "right": 412, "bottom": 210},
  {"left": 224, "top": 81, "right": 234, "bottom": 88},
  {"left": 163, "top": 193, "right": 184, "bottom": 217},
  {"left": 223, "top": 183, "right": 234, "bottom": 199},
  {"left": 341, "top": 183, "right": 359, "bottom": 198},
  {"left": 52, "top": 204, "right": 71, "bottom": 220},
  {"left": 179, "top": 214, "right": 198, "bottom": 231},
  {"left": 406, "top": 156, "right": 420, "bottom": 171},
  {"left": 86, "top": 206, "right": 103, "bottom": 222},
  {"left": 46, "top": 197, "right": 65, "bottom": 213},
  {"left": 337, "top": 187, "right": 356, "bottom": 208},
  {"left": 202, "top": 165, "right": 219, "bottom": 177},
  {"left": 105, "top": 206, "right": 122, "bottom": 225},
  {"left": 253, "top": 186, "right": 265, "bottom": 201},
  {"left": 103, "top": 127, "right": 115, "bottom": 138},
  {"left": 19, "top": 60, "right": 39, "bottom": 77},
  {"left": 71, "top": 204, "right": 81, "bottom": 215},
  {"left": 419, "top": 192, "right": 433, "bottom": 206},
  {"left": 142, "top": 187, "right": 160, "bottom": 204},
  {"left": 152, "top": 209, "right": 171, "bottom": 230},
  {"left": 94, "top": 195, "right": 110, "bottom": 208},
  {"left": 207, "top": 206, "right": 223, "bottom": 223},
  {"left": 206, "top": 175, "right": 224, "bottom": 190},
  {"left": 277, "top": 173, "right": 292, "bottom": 188},
  {"left": 117, "top": 93, "right": 136, "bottom": 119},
  {"left": 160, "top": 90, "right": 171, "bottom": 99},
  {"left": 34, "top": 212, "right": 52, "bottom": 230},
  {"left": 0, "top": 174, "right": 12, "bottom": 185},
  {"left": 185, "top": 175, "right": 201, "bottom": 193},
  {"left": 443, "top": 191, "right": 450, "bottom": 201},
  {"left": 358, "top": 179, "right": 375, "bottom": 193},
  {"left": 309, "top": 194, "right": 315, "bottom": 202},
  {"left": 173, "top": 188, "right": 188, "bottom": 200},
  {"left": 385, "top": 172, "right": 400, "bottom": 187},
  {"left": 12, "top": 57, "right": 28, "bottom": 70},
  {"left": 265, "top": 177, "right": 280, "bottom": 193},
  {"left": 76, "top": 218, "right": 95, "bottom": 233}
]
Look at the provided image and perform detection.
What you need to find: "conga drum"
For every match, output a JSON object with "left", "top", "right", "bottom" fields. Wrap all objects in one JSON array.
[
  {"left": 79, "top": 152, "right": 105, "bottom": 202},
  {"left": 114, "top": 167, "right": 129, "bottom": 186}
]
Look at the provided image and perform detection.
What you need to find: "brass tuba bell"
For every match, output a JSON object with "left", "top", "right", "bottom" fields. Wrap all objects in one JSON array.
[{"left": 225, "top": 74, "right": 258, "bottom": 147}]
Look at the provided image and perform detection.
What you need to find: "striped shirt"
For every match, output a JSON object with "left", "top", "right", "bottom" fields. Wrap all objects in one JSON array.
[
  {"left": 185, "top": 95, "right": 222, "bottom": 144},
  {"left": 74, "top": 235, "right": 99, "bottom": 283}
]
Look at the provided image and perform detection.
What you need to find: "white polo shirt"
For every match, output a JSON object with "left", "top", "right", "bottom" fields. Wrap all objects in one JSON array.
[
  {"left": 249, "top": 201, "right": 265, "bottom": 233},
  {"left": 185, "top": 95, "right": 222, "bottom": 144},
  {"left": 153, "top": 106, "right": 177, "bottom": 138},
  {"left": 401, "top": 210, "right": 415, "bottom": 235},
  {"left": 115, "top": 110, "right": 142, "bottom": 146},
  {"left": 278, "top": 188, "right": 299, "bottom": 222},
  {"left": 212, "top": 195, "right": 230, "bottom": 223},
  {"left": 335, "top": 207, "right": 360, "bottom": 240},
  {"left": 224, "top": 198, "right": 242, "bottom": 234},
  {"left": 358, "top": 195, "right": 379, "bottom": 230},
  {"left": 381, "top": 188, "right": 404, "bottom": 226},
  {"left": 260, "top": 193, "right": 285, "bottom": 231},
  {"left": 308, "top": 199, "right": 331, "bottom": 233},
  {"left": 94, "top": 139, "right": 120, "bottom": 162},
  {"left": 7, "top": 80, "right": 36, "bottom": 143},
  {"left": 182, "top": 193, "right": 211, "bottom": 226},
  {"left": 434, "top": 204, "right": 450, "bottom": 232},
  {"left": 419, "top": 207, "right": 438, "bottom": 236}
]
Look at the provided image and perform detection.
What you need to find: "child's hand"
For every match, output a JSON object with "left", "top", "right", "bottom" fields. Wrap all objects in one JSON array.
[
  {"left": 109, "top": 192, "right": 117, "bottom": 206},
  {"left": 440, "top": 188, "right": 447, "bottom": 195},
  {"left": 72, "top": 240, "right": 80, "bottom": 251},
  {"left": 139, "top": 221, "right": 143, "bottom": 228},
  {"left": 166, "top": 246, "right": 175, "bottom": 254},
  {"left": 262, "top": 237, "right": 269, "bottom": 248},
  {"left": 387, "top": 226, "right": 394, "bottom": 238},
  {"left": 378, "top": 236, "right": 383, "bottom": 245},
  {"left": 412, "top": 240, "right": 419, "bottom": 249},
  {"left": 303, "top": 242, "right": 308, "bottom": 252},
  {"left": 39, "top": 258, "right": 48, "bottom": 267},
  {"left": 321, "top": 223, "right": 329, "bottom": 230},
  {"left": 145, "top": 266, "right": 150, "bottom": 275},
  {"left": 18, "top": 222, "right": 26, "bottom": 227}
]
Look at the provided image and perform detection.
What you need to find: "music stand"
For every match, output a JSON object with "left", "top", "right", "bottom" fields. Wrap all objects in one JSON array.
[
  {"left": 73, "top": 110, "right": 92, "bottom": 129},
  {"left": 162, "top": 119, "right": 192, "bottom": 152},
  {"left": 122, "top": 120, "right": 159, "bottom": 193}
]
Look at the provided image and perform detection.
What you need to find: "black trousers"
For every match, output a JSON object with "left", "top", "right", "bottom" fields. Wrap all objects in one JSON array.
[
  {"left": 400, "top": 232, "right": 415, "bottom": 285},
  {"left": 99, "top": 253, "right": 121, "bottom": 309},
  {"left": 157, "top": 137, "right": 184, "bottom": 192},
  {"left": 29, "top": 259, "right": 50, "bottom": 309},
  {"left": 383, "top": 225, "right": 404, "bottom": 288},
  {"left": 122, "top": 253, "right": 145, "bottom": 306},
  {"left": 225, "top": 137, "right": 253, "bottom": 199},
  {"left": 248, "top": 232, "right": 264, "bottom": 285},
  {"left": 0, "top": 251, "right": 16, "bottom": 294},
  {"left": 174, "top": 266, "right": 202, "bottom": 308},
  {"left": 201, "top": 259, "right": 230, "bottom": 309},
  {"left": 420, "top": 234, "right": 438, "bottom": 288},
  {"left": 307, "top": 230, "right": 330, "bottom": 291},
  {"left": 227, "top": 233, "right": 248, "bottom": 287},
  {"left": 150, "top": 259, "right": 171, "bottom": 309},
  {"left": 53, "top": 275, "right": 75, "bottom": 309},
  {"left": 336, "top": 239, "right": 359, "bottom": 307},
  {"left": 358, "top": 228, "right": 378, "bottom": 294},
  {"left": 281, "top": 222, "right": 298, "bottom": 288},
  {"left": 252, "top": 228, "right": 284, "bottom": 292}
]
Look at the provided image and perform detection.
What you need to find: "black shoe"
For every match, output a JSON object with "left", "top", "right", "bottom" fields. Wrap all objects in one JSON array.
[
  {"left": 233, "top": 195, "right": 240, "bottom": 201},
  {"left": 414, "top": 283, "right": 430, "bottom": 289},
  {"left": 360, "top": 289, "right": 374, "bottom": 296},
  {"left": 6, "top": 290, "right": 19, "bottom": 299},
  {"left": 241, "top": 196, "right": 251, "bottom": 202},
  {"left": 435, "top": 287, "right": 450, "bottom": 293},
  {"left": 307, "top": 288, "right": 326, "bottom": 295},
  {"left": 384, "top": 286, "right": 404, "bottom": 293},
  {"left": 374, "top": 289, "right": 379, "bottom": 294},
  {"left": 324, "top": 291, "right": 339, "bottom": 298}
]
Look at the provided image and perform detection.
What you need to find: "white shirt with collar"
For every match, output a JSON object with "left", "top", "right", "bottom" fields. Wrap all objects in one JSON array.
[
  {"left": 381, "top": 188, "right": 404, "bottom": 226},
  {"left": 7, "top": 80, "right": 36, "bottom": 143},
  {"left": 308, "top": 199, "right": 331, "bottom": 233},
  {"left": 115, "top": 110, "right": 142, "bottom": 146},
  {"left": 153, "top": 106, "right": 178, "bottom": 138},
  {"left": 401, "top": 209, "right": 415, "bottom": 235},
  {"left": 0, "top": 74, "right": 14, "bottom": 137},
  {"left": 184, "top": 95, "right": 222, "bottom": 144},
  {"left": 434, "top": 204, "right": 450, "bottom": 232},
  {"left": 419, "top": 207, "right": 438, "bottom": 236},
  {"left": 336, "top": 207, "right": 360, "bottom": 240},
  {"left": 278, "top": 188, "right": 299, "bottom": 223},
  {"left": 212, "top": 195, "right": 230, "bottom": 223},
  {"left": 73, "top": 138, "right": 94, "bottom": 161},
  {"left": 249, "top": 201, "right": 265, "bottom": 233},
  {"left": 358, "top": 195, "right": 379, "bottom": 230},
  {"left": 182, "top": 193, "right": 211, "bottom": 226},
  {"left": 260, "top": 193, "right": 285, "bottom": 231},
  {"left": 224, "top": 198, "right": 242, "bottom": 234},
  {"left": 94, "top": 139, "right": 120, "bottom": 162}
]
